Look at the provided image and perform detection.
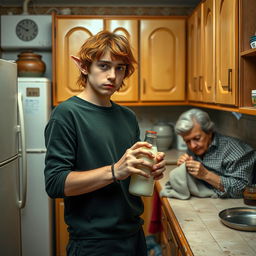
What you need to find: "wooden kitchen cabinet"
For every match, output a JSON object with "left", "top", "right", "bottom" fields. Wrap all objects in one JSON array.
[
  {"left": 187, "top": 4, "right": 204, "bottom": 102},
  {"left": 156, "top": 184, "right": 194, "bottom": 256},
  {"left": 53, "top": 16, "right": 104, "bottom": 105},
  {"left": 239, "top": 0, "right": 256, "bottom": 111},
  {"left": 105, "top": 18, "right": 139, "bottom": 102},
  {"left": 157, "top": 191, "right": 193, "bottom": 256},
  {"left": 187, "top": 0, "right": 256, "bottom": 116},
  {"left": 161, "top": 205, "right": 179, "bottom": 256},
  {"left": 215, "top": 0, "right": 238, "bottom": 105},
  {"left": 55, "top": 198, "right": 69, "bottom": 256},
  {"left": 53, "top": 15, "right": 186, "bottom": 105},
  {"left": 156, "top": 165, "right": 193, "bottom": 256},
  {"left": 187, "top": 0, "right": 238, "bottom": 106},
  {"left": 202, "top": 0, "right": 215, "bottom": 103},
  {"left": 140, "top": 19, "right": 185, "bottom": 102}
]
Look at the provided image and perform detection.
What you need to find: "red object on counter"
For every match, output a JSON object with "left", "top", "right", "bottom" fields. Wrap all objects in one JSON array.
[{"left": 148, "top": 190, "right": 162, "bottom": 234}]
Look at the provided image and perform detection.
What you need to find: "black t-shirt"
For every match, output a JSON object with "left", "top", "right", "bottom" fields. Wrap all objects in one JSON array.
[{"left": 44, "top": 96, "right": 143, "bottom": 239}]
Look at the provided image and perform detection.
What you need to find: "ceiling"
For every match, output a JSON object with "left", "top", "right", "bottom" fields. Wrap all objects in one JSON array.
[{"left": 0, "top": 0, "right": 201, "bottom": 7}]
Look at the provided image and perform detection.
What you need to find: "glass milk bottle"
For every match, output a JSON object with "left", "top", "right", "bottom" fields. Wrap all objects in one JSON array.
[{"left": 129, "top": 130, "right": 158, "bottom": 196}]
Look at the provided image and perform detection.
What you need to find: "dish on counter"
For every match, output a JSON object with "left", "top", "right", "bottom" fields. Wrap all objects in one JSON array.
[{"left": 219, "top": 207, "right": 256, "bottom": 231}]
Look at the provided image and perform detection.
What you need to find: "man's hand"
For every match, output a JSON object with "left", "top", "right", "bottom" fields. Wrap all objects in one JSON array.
[
  {"left": 114, "top": 142, "right": 166, "bottom": 181},
  {"left": 151, "top": 152, "right": 166, "bottom": 180}
]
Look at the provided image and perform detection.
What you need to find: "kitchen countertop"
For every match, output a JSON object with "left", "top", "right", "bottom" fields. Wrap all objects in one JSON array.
[{"left": 158, "top": 149, "right": 256, "bottom": 256}]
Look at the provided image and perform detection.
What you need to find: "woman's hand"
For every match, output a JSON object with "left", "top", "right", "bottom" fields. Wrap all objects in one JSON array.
[
  {"left": 185, "top": 160, "right": 208, "bottom": 180},
  {"left": 177, "top": 153, "right": 193, "bottom": 166}
]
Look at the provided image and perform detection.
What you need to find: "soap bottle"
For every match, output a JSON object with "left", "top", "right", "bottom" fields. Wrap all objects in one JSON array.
[{"left": 129, "top": 130, "right": 158, "bottom": 196}]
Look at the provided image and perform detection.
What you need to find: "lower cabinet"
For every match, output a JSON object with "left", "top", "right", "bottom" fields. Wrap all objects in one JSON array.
[
  {"left": 55, "top": 198, "right": 68, "bottom": 256},
  {"left": 155, "top": 183, "right": 194, "bottom": 256},
  {"left": 161, "top": 206, "right": 179, "bottom": 256}
]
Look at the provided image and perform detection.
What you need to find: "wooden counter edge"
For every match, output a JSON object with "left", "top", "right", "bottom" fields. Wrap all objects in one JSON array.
[{"left": 155, "top": 181, "right": 194, "bottom": 256}]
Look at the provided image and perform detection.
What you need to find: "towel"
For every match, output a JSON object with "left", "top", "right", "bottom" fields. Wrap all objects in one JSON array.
[
  {"left": 148, "top": 191, "right": 162, "bottom": 234},
  {"left": 160, "top": 163, "right": 217, "bottom": 199}
]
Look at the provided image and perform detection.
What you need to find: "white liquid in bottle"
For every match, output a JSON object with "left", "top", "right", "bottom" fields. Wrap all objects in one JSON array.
[{"left": 129, "top": 131, "right": 158, "bottom": 197}]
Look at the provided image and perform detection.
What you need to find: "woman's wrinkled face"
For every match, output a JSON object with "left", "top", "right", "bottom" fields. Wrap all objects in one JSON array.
[{"left": 181, "top": 121, "right": 212, "bottom": 156}]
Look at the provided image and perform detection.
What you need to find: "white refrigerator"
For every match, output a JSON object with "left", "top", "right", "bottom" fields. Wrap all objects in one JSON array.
[
  {"left": 18, "top": 77, "right": 54, "bottom": 256},
  {"left": 0, "top": 59, "right": 54, "bottom": 256},
  {"left": 0, "top": 59, "right": 23, "bottom": 256}
]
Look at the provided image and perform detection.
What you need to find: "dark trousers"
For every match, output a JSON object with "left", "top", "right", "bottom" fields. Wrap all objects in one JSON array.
[{"left": 66, "top": 228, "right": 147, "bottom": 256}]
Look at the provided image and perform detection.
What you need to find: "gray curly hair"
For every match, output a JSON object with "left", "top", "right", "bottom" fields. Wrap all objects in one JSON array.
[{"left": 175, "top": 108, "right": 214, "bottom": 135}]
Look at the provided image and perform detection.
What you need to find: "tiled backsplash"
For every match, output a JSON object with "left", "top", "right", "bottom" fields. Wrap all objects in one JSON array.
[
  {"left": 131, "top": 106, "right": 256, "bottom": 149},
  {"left": 207, "top": 109, "right": 256, "bottom": 148}
]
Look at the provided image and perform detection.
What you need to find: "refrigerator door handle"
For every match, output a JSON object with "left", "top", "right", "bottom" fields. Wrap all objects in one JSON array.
[{"left": 17, "top": 92, "right": 27, "bottom": 209}]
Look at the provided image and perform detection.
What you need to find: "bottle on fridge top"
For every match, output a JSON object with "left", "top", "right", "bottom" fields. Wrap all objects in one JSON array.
[{"left": 129, "top": 130, "right": 158, "bottom": 197}]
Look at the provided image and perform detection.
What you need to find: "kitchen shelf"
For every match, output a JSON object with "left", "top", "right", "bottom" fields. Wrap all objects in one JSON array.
[
  {"left": 240, "top": 48, "right": 256, "bottom": 57},
  {"left": 238, "top": 107, "right": 256, "bottom": 115},
  {"left": 189, "top": 102, "right": 240, "bottom": 113}
]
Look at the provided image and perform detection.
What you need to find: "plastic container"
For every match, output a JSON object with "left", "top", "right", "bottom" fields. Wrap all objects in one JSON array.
[{"left": 129, "top": 130, "right": 158, "bottom": 197}]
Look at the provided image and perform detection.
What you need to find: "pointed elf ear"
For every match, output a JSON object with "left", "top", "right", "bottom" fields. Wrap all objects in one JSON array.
[{"left": 71, "top": 55, "right": 87, "bottom": 75}]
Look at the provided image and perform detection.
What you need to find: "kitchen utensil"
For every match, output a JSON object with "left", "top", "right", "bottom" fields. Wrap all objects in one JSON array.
[{"left": 219, "top": 207, "right": 256, "bottom": 231}]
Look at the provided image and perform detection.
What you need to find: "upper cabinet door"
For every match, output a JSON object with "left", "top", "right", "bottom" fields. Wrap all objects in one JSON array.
[
  {"left": 188, "top": 5, "right": 204, "bottom": 102},
  {"left": 54, "top": 18, "right": 103, "bottom": 104},
  {"left": 202, "top": 0, "right": 215, "bottom": 103},
  {"left": 187, "top": 14, "right": 197, "bottom": 101},
  {"left": 215, "top": 0, "right": 238, "bottom": 105},
  {"left": 105, "top": 19, "right": 139, "bottom": 102},
  {"left": 140, "top": 19, "right": 185, "bottom": 101}
]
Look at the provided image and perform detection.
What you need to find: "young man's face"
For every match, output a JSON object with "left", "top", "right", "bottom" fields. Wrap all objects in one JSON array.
[
  {"left": 181, "top": 121, "right": 212, "bottom": 156},
  {"left": 86, "top": 51, "right": 127, "bottom": 97}
]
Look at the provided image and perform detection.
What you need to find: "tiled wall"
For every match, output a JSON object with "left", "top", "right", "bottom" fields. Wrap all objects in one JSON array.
[
  {"left": 207, "top": 109, "right": 256, "bottom": 148},
  {"left": 0, "top": 6, "right": 193, "bottom": 15},
  {"left": 131, "top": 106, "right": 256, "bottom": 149}
]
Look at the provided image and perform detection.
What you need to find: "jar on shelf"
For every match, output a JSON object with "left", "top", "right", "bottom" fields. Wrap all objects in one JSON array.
[
  {"left": 243, "top": 184, "right": 256, "bottom": 206},
  {"left": 16, "top": 51, "right": 46, "bottom": 77}
]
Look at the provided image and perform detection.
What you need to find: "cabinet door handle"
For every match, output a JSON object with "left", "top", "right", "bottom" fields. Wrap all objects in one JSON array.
[
  {"left": 143, "top": 79, "right": 146, "bottom": 94},
  {"left": 193, "top": 77, "right": 197, "bottom": 92},
  {"left": 228, "top": 68, "right": 232, "bottom": 92},
  {"left": 222, "top": 68, "right": 232, "bottom": 92},
  {"left": 199, "top": 75, "right": 203, "bottom": 92}
]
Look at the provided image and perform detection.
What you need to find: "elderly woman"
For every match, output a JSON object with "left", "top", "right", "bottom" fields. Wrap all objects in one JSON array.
[{"left": 175, "top": 108, "right": 256, "bottom": 198}]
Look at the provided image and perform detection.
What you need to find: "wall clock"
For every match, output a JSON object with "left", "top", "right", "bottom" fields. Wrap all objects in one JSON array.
[
  {"left": 16, "top": 19, "right": 38, "bottom": 41},
  {"left": 1, "top": 15, "right": 52, "bottom": 50}
]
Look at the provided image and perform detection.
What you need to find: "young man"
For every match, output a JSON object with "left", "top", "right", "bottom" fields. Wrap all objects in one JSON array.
[
  {"left": 175, "top": 108, "right": 256, "bottom": 198},
  {"left": 44, "top": 31, "right": 166, "bottom": 256}
]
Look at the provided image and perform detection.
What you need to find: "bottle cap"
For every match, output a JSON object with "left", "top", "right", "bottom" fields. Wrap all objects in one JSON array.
[{"left": 146, "top": 130, "right": 157, "bottom": 134}]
